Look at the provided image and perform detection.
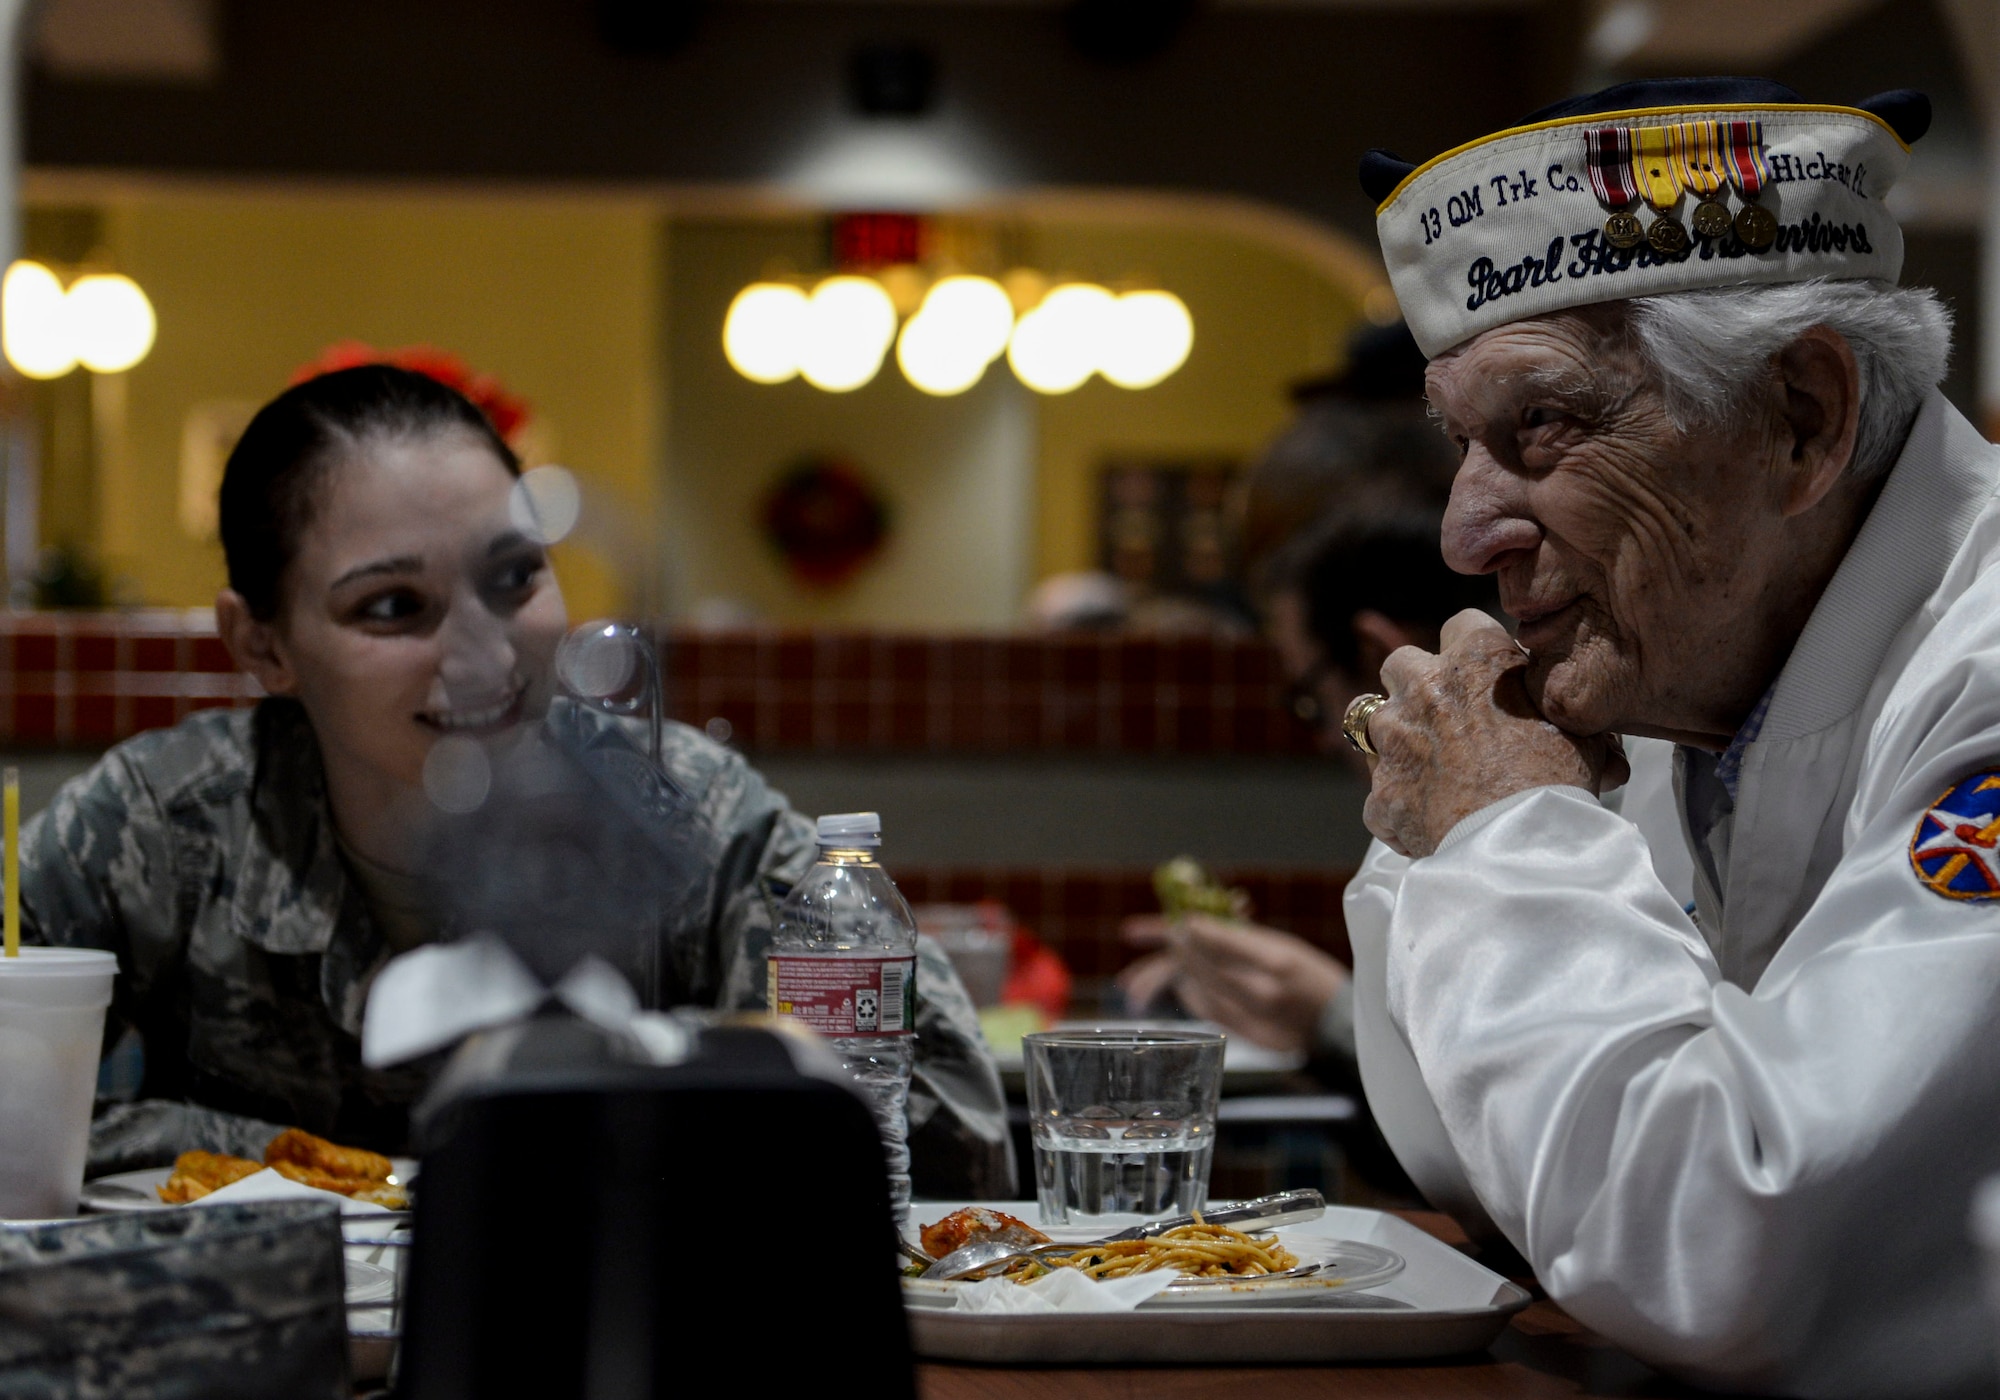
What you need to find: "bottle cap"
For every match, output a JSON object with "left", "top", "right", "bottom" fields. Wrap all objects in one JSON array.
[{"left": 816, "top": 812, "right": 881, "bottom": 847}]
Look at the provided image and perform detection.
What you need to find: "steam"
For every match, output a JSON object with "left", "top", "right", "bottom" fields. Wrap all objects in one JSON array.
[{"left": 415, "top": 699, "right": 707, "bottom": 1008}]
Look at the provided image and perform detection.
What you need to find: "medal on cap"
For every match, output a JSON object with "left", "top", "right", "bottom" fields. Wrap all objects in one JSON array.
[
  {"left": 1584, "top": 127, "right": 1646, "bottom": 250},
  {"left": 1632, "top": 125, "right": 1690, "bottom": 255},
  {"left": 1724, "top": 119, "right": 1778, "bottom": 252},
  {"left": 1672, "top": 119, "right": 1734, "bottom": 240}
]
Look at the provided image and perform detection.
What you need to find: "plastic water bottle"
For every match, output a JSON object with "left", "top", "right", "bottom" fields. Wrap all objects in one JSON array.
[{"left": 769, "top": 813, "right": 919, "bottom": 1226}]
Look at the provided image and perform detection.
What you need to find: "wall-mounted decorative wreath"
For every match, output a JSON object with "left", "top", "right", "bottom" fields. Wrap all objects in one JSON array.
[{"left": 760, "top": 456, "right": 890, "bottom": 587}]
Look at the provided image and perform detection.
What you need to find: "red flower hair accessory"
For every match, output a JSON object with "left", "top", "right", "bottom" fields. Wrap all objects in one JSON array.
[{"left": 291, "top": 341, "right": 532, "bottom": 444}]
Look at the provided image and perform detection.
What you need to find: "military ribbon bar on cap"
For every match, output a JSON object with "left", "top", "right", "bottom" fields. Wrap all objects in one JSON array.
[
  {"left": 1724, "top": 119, "right": 1771, "bottom": 195},
  {"left": 1632, "top": 125, "right": 1690, "bottom": 254},
  {"left": 1584, "top": 127, "right": 1645, "bottom": 250},
  {"left": 1671, "top": 120, "right": 1734, "bottom": 240},
  {"left": 1724, "top": 120, "right": 1778, "bottom": 250},
  {"left": 1372, "top": 92, "right": 1912, "bottom": 358}
]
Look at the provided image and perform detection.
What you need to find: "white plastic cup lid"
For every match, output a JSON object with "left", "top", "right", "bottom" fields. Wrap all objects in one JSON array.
[
  {"left": 0, "top": 946, "right": 117, "bottom": 1010},
  {"left": 816, "top": 811, "right": 881, "bottom": 846}
]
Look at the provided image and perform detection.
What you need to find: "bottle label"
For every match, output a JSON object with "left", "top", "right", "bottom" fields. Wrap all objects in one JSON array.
[{"left": 768, "top": 954, "right": 917, "bottom": 1037}]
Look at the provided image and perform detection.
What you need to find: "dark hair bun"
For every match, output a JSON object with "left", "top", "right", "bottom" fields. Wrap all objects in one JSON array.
[{"left": 219, "top": 363, "right": 521, "bottom": 620}]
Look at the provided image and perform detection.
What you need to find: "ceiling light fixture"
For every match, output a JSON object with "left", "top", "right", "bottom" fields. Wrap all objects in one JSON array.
[
  {"left": 723, "top": 282, "right": 809, "bottom": 384},
  {"left": 722, "top": 263, "right": 1195, "bottom": 397},
  {"left": 2, "top": 261, "right": 75, "bottom": 379},
  {"left": 897, "top": 274, "right": 1014, "bottom": 396},
  {"left": 798, "top": 275, "right": 898, "bottom": 392},
  {"left": 66, "top": 273, "right": 157, "bottom": 374},
  {"left": 1098, "top": 289, "right": 1193, "bottom": 390},
  {"left": 1007, "top": 282, "right": 1112, "bottom": 394},
  {"left": 2, "top": 260, "right": 158, "bottom": 380}
]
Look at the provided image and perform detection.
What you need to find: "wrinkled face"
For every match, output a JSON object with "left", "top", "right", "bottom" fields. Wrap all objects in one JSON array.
[
  {"left": 1427, "top": 310, "right": 1793, "bottom": 741},
  {"left": 275, "top": 430, "right": 567, "bottom": 792}
]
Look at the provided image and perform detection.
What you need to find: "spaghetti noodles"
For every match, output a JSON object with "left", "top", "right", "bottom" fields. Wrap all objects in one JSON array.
[{"left": 1022, "top": 1216, "right": 1298, "bottom": 1282}]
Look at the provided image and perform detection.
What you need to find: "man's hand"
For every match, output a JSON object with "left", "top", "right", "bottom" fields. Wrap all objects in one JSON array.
[
  {"left": 1118, "top": 913, "right": 1348, "bottom": 1056},
  {"left": 1362, "top": 610, "right": 1628, "bottom": 858}
]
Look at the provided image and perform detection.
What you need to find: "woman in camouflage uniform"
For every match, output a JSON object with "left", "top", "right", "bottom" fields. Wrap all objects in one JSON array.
[{"left": 25, "top": 364, "right": 1012, "bottom": 1196}]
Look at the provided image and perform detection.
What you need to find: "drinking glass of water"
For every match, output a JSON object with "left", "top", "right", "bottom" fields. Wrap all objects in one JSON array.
[{"left": 1023, "top": 1027, "right": 1225, "bottom": 1226}]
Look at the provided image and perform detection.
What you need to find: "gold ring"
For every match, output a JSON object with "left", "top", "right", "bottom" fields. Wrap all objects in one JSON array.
[{"left": 1341, "top": 692, "right": 1388, "bottom": 757}]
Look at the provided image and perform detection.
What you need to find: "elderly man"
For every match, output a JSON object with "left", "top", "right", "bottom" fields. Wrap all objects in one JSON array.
[{"left": 1343, "top": 77, "right": 1996, "bottom": 1396}]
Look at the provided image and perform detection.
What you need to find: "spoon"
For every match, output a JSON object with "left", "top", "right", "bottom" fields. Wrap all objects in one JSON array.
[{"left": 919, "top": 1238, "right": 1078, "bottom": 1282}]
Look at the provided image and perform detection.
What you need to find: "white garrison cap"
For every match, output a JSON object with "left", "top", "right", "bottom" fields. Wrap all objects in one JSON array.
[{"left": 1364, "top": 78, "right": 1929, "bottom": 357}]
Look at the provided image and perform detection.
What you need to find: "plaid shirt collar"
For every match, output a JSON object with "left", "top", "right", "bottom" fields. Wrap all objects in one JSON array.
[{"left": 1714, "top": 685, "right": 1776, "bottom": 802}]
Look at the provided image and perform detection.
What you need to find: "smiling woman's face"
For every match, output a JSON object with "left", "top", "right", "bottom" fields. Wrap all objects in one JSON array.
[{"left": 263, "top": 429, "right": 567, "bottom": 793}]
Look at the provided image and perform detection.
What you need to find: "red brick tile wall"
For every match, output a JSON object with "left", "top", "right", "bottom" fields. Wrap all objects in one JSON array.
[
  {"left": 894, "top": 866, "right": 1353, "bottom": 1007},
  {"left": 0, "top": 616, "right": 1348, "bottom": 1007},
  {"left": 0, "top": 612, "right": 260, "bottom": 746},
  {"left": 664, "top": 630, "right": 1314, "bottom": 755},
  {"left": 0, "top": 615, "right": 1317, "bottom": 757}
]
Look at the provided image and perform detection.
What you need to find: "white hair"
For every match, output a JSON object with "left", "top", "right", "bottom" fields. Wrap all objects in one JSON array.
[{"left": 1622, "top": 278, "right": 1952, "bottom": 481}]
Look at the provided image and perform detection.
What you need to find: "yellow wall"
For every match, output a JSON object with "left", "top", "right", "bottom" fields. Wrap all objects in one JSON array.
[
  {"left": 663, "top": 219, "right": 1037, "bottom": 629},
  {"left": 31, "top": 189, "right": 1363, "bottom": 629},
  {"left": 663, "top": 215, "right": 1362, "bottom": 626},
  {"left": 51, "top": 192, "right": 662, "bottom": 619},
  {"left": 1022, "top": 222, "right": 1360, "bottom": 580}
]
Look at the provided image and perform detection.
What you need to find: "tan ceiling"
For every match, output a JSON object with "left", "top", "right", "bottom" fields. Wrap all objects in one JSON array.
[{"left": 1586, "top": 0, "right": 1884, "bottom": 68}]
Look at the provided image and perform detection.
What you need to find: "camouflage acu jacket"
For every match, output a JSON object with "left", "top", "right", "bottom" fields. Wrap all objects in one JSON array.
[{"left": 25, "top": 697, "right": 1013, "bottom": 1196}]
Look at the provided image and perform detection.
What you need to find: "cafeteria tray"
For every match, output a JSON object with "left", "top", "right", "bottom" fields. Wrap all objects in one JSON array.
[{"left": 903, "top": 1202, "right": 1530, "bottom": 1365}]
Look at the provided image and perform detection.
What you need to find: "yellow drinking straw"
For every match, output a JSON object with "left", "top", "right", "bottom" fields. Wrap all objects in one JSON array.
[{"left": 4, "top": 766, "right": 18, "bottom": 957}]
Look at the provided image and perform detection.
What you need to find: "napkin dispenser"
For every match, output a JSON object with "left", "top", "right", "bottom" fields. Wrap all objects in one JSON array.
[{"left": 395, "top": 1019, "right": 915, "bottom": 1400}]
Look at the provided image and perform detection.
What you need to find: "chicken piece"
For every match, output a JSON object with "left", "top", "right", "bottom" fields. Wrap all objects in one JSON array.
[
  {"left": 265, "top": 1160, "right": 369, "bottom": 1194},
  {"left": 265, "top": 1161, "right": 407, "bottom": 1207},
  {"left": 350, "top": 1182, "right": 411, "bottom": 1210},
  {"left": 156, "top": 1150, "right": 263, "bottom": 1204},
  {"left": 264, "top": 1128, "right": 393, "bottom": 1184},
  {"left": 918, "top": 1206, "right": 1048, "bottom": 1261}
]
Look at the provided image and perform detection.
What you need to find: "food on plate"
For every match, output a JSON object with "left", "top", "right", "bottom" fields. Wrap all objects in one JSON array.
[
  {"left": 920, "top": 1205, "right": 1049, "bottom": 1261},
  {"left": 913, "top": 1207, "right": 1300, "bottom": 1284},
  {"left": 1153, "top": 857, "right": 1251, "bottom": 921},
  {"left": 156, "top": 1150, "right": 264, "bottom": 1203},
  {"left": 153, "top": 1129, "right": 408, "bottom": 1207},
  {"left": 266, "top": 1162, "right": 409, "bottom": 1208},
  {"left": 265, "top": 1127, "right": 394, "bottom": 1183},
  {"left": 1035, "top": 1220, "right": 1299, "bottom": 1281},
  {"left": 264, "top": 1128, "right": 407, "bottom": 1207}
]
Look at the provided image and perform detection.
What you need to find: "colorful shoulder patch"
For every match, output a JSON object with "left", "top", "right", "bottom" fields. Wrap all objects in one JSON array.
[{"left": 1910, "top": 769, "right": 2000, "bottom": 900}]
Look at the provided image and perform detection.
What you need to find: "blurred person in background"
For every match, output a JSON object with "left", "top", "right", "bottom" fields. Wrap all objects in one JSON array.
[
  {"left": 1120, "top": 323, "right": 1482, "bottom": 1081},
  {"left": 1235, "top": 320, "right": 1452, "bottom": 589},
  {"left": 22, "top": 364, "right": 1012, "bottom": 1197},
  {"left": 1120, "top": 506, "right": 1495, "bottom": 1080}
]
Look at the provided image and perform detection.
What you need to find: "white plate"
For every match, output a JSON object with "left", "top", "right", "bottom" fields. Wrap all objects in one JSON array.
[
  {"left": 80, "top": 1160, "right": 418, "bottom": 1216},
  {"left": 903, "top": 1236, "right": 1403, "bottom": 1308},
  {"left": 902, "top": 1202, "right": 1531, "bottom": 1364}
]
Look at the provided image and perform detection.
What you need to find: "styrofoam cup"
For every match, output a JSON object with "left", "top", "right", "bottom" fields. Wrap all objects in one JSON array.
[{"left": 0, "top": 948, "right": 117, "bottom": 1218}]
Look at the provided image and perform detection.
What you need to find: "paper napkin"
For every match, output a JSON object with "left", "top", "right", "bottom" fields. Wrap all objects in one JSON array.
[{"left": 950, "top": 1267, "right": 1177, "bottom": 1314}]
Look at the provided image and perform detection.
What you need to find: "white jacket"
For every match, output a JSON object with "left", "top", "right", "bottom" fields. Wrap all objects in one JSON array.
[{"left": 1347, "top": 390, "right": 2000, "bottom": 1397}]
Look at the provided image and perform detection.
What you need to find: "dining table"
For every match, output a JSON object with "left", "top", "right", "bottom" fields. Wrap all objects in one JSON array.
[{"left": 914, "top": 1210, "right": 1712, "bottom": 1400}]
